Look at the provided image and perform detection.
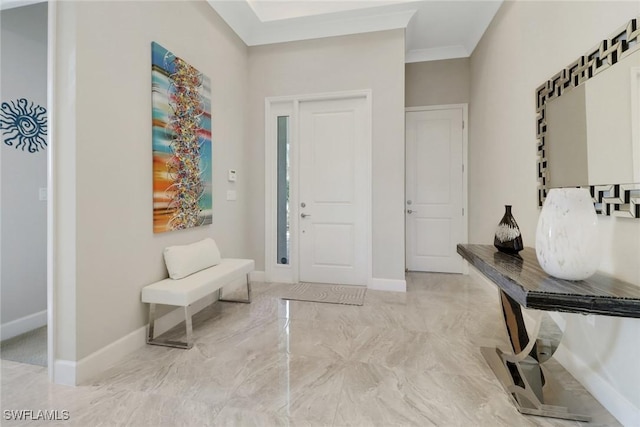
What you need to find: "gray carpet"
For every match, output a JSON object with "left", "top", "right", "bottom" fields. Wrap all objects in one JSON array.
[
  {"left": 280, "top": 282, "right": 366, "bottom": 306},
  {"left": 1, "top": 326, "right": 47, "bottom": 367}
]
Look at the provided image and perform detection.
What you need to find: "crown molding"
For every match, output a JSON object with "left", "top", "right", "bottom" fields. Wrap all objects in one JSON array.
[
  {"left": 209, "top": 0, "right": 416, "bottom": 47},
  {"left": 405, "top": 45, "right": 470, "bottom": 63}
]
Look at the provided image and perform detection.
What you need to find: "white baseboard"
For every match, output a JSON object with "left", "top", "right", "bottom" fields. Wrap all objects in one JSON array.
[
  {"left": 53, "top": 359, "right": 76, "bottom": 386},
  {"left": 54, "top": 274, "right": 257, "bottom": 386},
  {"left": 61, "top": 294, "right": 224, "bottom": 385},
  {"left": 54, "top": 327, "right": 147, "bottom": 386},
  {"left": 1, "top": 310, "right": 47, "bottom": 340},
  {"left": 368, "top": 277, "right": 406, "bottom": 292},
  {"left": 554, "top": 345, "right": 639, "bottom": 427},
  {"left": 250, "top": 270, "right": 266, "bottom": 282},
  {"left": 74, "top": 326, "right": 147, "bottom": 385}
]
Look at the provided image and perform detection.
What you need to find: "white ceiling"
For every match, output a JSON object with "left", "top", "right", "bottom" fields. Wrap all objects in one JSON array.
[
  {"left": 1, "top": 0, "right": 502, "bottom": 62},
  {"left": 208, "top": 0, "right": 503, "bottom": 62}
]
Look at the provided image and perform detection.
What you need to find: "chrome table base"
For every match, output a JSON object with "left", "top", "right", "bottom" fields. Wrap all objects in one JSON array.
[
  {"left": 482, "top": 290, "right": 591, "bottom": 422},
  {"left": 481, "top": 347, "right": 590, "bottom": 421},
  {"left": 146, "top": 274, "right": 252, "bottom": 349}
]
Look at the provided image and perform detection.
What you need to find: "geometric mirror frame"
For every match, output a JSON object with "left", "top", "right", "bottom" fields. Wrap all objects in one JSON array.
[{"left": 536, "top": 16, "right": 640, "bottom": 218}]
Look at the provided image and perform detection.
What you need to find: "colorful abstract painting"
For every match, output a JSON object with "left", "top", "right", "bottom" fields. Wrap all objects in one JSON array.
[{"left": 152, "top": 42, "right": 212, "bottom": 233}]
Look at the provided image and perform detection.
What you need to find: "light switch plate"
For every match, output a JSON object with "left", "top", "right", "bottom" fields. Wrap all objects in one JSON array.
[
  {"left": 39, "top": 187, "right": 47, "bottom": 201},
  {"left": 228, "top": 169, "right": 237, "bottom": 182},
  {"left": 226, "top": 190, "right": 237, "bottom": 201}
]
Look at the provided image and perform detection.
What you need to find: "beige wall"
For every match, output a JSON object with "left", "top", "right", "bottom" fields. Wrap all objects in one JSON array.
[
  {"left": 247, "top": 30, "right": 406, "bottom": 280},
  {"left": 55, "top": 0, "right": 249, "bottom": 360},
  {"left": 405, "top": 58, "right": 469, "bottom": 107},
  {"left": 470, "top": 1, "right": 640, "bottom": 422}
]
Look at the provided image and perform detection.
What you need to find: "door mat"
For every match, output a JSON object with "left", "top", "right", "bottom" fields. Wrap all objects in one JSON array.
[{"left": 280, "top": 282, "right": 366, "bottom": 306}]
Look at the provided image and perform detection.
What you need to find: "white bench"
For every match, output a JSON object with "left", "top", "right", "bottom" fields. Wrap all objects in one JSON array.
[{"left": 141, "top": 258, "right": 254, "bottom": 349}]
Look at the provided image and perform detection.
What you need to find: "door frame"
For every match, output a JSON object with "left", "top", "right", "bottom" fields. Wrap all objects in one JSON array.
[
  {"left": 405, "top": 104, "right": 469, "bottom": 274},
  {"left": 46, "top": 0, "right": 57, "bottom": 380},
  {"left": 265, "top": 90, "right": 373, "bottom": 285}
]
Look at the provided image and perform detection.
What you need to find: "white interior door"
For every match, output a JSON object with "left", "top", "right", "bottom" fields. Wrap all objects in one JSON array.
[
  {"left": 406, "top": 107, "right": 465, "bottom": 273},
  {"left": 298, "top": 97, "right": 368, "bottom": 285}
]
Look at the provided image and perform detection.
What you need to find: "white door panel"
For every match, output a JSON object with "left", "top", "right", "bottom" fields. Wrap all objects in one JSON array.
[
  {"left": 415, "top": 121, "right": 452, "bottom": 204},
  {"left": 406, "top": 108, "right": 465, "bottom": 273},
  {"left": 299, "top": 97, "right": 368, "bottom": 285}
]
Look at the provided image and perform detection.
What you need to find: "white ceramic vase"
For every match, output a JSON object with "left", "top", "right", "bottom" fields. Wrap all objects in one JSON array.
[{"left": 535, "top": 188, "right": 600, "bottom": 280}]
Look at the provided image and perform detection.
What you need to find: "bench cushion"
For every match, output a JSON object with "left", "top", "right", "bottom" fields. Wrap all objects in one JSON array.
[
  {"left": 163, "top": 238, "right": 222, "bottom": 280},
  {"left": 142, "top": 258, "right": 254, "bottom": 306}
]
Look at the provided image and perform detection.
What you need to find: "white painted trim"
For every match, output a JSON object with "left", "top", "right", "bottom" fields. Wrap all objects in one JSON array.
[
  {"left": 267, "top": 267, "right": 295, "bottom": 284},
  {"left": 405, "top": 104, "right": 469, "bottom": 113},
  {"left": 291, "top": 99, "right": 300, "bottom": 285},
  {"left": 208, "top": 1, "right": 415, "bottom": 47},
  {"left": 405, "top": 104, "right": 469, "bottom": 274},
  {"left": 0, "top": 310, "right": 47, "bottom": 341},
  {"left": 461, "top": 104, "right": 469, "bottom": 275},
  {"left": 554, "top": 345, "right": 640, "bottom": 427},
  {"left": 71, "top": 293, "right": 232, "bottom": 385},
  {"left": 265, "top": 90, "right": 373, "bottom": 288},
  {"left": 405, "top": 45, "right": 470, "bottom": 63},
  {"left": 75, "top": 326, "right": 146, "bottom": 385},
  {"left": 46, "top": 0, "right": 57, "bottom": 382},
  {"left": 267, "top": 90, "right": 373, "bottom": 104},
  {"left": 53, "top": 359, "right": 76, "bottom": 386},
  {"left": 251, "top": 9, "right": 416, "bottom": 47},
  {"left": 368, "top": 278, "right": 406, "bottom": 292}
]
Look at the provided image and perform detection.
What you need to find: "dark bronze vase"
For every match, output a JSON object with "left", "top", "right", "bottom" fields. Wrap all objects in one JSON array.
[{"left": 494, "top": 205, "right": 523, "bottom": 254}]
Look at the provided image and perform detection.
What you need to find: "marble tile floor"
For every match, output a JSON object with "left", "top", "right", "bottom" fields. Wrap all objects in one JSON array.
[{"left": 1, "top": 273, "right": 620, "bottom": 426}]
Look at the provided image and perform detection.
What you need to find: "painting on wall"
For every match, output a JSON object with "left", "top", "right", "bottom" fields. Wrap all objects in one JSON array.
[{"left": 152, "top": 42, "right": 212, "bottom": 233}]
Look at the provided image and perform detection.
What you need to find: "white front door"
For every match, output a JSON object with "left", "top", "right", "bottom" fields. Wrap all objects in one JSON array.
[
  {"left": 405, "top": 107, "right": 465, "bottom": 273},
  {"left": 298, "top": 97, "right": 369, "bottom": 285}
]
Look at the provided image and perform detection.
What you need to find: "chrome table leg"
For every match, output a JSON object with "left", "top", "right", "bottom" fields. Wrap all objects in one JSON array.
[{"left": 481, "top": 290, "right": 590, "bottom": 421}]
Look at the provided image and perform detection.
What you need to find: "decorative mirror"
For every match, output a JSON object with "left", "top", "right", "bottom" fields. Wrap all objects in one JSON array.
[{"left": 536, "top": 16, "right": 640, "bottom": 218}]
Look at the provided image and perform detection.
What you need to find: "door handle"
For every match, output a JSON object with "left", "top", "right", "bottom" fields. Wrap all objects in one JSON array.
[
  {"left": 301, "top": 213, "right": 311, "bottom": 218},
  {"left": 407, "top": 209, "right": 417, "bottom": 214}
]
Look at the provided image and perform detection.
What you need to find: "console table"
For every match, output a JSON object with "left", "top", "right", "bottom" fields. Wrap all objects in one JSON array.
[{"left": 457, "top": 244, "right": 640, "bottom": 422}]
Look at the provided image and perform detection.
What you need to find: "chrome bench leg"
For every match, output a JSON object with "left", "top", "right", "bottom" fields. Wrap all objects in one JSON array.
[
  {"left": 218, "top": 273, "right": 252, "bottom": 304},
  {"left": 146, "top": 303, "right": 194, "bottom": 349}
]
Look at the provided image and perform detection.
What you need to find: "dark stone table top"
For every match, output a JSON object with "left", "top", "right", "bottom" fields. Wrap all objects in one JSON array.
[{"left": 457, "top": 244, "right": 640, "bottom": 318}]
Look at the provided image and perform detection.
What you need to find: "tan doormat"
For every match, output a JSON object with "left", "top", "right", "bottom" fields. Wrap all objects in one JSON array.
[{"left": 280, "top": 282, "right": 366, "bottom": 306}]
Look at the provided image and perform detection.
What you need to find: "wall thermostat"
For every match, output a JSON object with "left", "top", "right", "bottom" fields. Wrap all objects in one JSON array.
[{"left": 228, "top": 169, "right": 237, "bottom": 182}]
